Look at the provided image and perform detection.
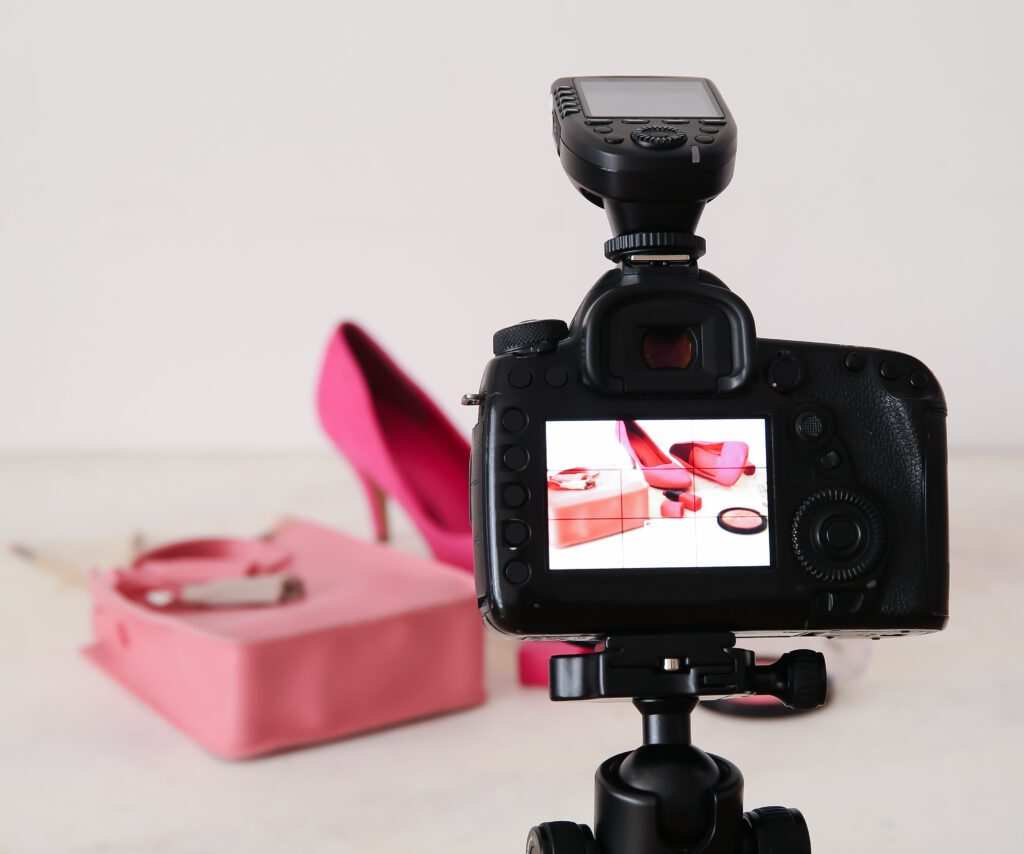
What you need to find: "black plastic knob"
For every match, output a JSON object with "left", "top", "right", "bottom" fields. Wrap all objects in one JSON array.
[
  {"left": 526, "top": 822, "right": 598, "bottom": 854},
  {"left": 753, "top": 650, "right": 827, "bottom": 710},
  {"left": 744, "top": 807, "right": 811, "bottom": 854},
  {"left": 630, "top": 125, "right": 688, "bottom": 149},
  {"left": 780, "top": 650, "right": 828, "bottom": 710},
  {"left": 604, "top": 231, "right": 706, "bottom": 262},
  {"left": 493, "top": 319, "right": 569, "bottom": 356}
]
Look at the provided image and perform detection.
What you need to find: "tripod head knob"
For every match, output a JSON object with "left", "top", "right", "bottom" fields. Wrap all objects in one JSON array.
[
  {"left": 744, "top": 807, "right": 811, "bottom": 854},
  {"left": 753, "top": 649, "right": 828, "bottom": 710}
]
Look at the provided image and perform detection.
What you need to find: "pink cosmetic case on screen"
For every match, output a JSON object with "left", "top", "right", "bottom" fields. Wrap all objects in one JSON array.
[
  {"left": 84, "top": 519, "right": 485, "bottom": 758},
  {"left": 547, "top": 468, "right": 648, "bottom": 548}
]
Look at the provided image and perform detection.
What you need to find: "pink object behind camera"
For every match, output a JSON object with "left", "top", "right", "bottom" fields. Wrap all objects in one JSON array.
[{"left": 84, "top": 519, "right": 485, "bottom": 759}]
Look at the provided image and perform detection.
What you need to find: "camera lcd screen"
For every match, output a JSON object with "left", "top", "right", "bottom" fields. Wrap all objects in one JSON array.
[
  {"left": 576, "top": 78, "right": 722, "bottom": 118},
  {"left": 545, "top": 418, "right": 770, "bottom": 570}
]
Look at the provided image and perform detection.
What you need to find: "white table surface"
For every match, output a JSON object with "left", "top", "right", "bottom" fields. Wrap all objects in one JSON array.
[{"left": 1, "top": 451, "right": 1021, "bottom": 853}]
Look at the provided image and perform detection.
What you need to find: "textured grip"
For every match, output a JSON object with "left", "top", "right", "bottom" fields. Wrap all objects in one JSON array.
[
  {"left": 745, "top": 807, "right": 811, "bottom": 854},
  {"left": 493, "top": 319, "right": 569, "bottom": 355},
  {"left": 603, "top": 231, "right": 706, "bottom": 261},
  {"left": 782, "top": 650, "right": 828, "bottom": 710}
]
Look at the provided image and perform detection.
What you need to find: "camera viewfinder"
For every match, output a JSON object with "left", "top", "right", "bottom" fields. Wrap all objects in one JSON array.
[{"left": 642, "top": 327, "right": 698, "bottom": 370}]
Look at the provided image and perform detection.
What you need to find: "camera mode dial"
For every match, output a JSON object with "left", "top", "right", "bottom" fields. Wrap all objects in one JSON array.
[
  {"left": 493, "top": 319, "right": 569, "bottom": 356},
  {"left": 791, "top": 488, "right": 887, "bottom": 583}
]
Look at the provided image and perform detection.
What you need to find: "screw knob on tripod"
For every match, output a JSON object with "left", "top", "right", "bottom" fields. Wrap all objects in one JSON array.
[
  {"left": 744, "top": 807, "right": 811, "bottom": 854},
  {"left": 753, "top": 649, "right": 827, "bottom": 710}
]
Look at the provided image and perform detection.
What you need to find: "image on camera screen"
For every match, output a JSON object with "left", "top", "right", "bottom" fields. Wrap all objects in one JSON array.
[{"left": 545, "top": 419, "right": 771, "bottom": 570}]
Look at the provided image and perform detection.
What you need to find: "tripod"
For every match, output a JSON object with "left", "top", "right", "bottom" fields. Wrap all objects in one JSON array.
[{"left": 525, "top": 634, "right": 827, "bottom": 854}]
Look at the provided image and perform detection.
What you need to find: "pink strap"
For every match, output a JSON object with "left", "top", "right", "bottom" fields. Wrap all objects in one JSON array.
[{"left": 118, "top": 538, "right": 293, "bottom": 595}]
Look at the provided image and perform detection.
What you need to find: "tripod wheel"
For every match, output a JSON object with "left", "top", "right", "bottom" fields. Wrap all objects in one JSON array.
[
  {"left": 744, "top": 806, "right": 811, "bottom": 854},
  {"left": 525, "top": 822, "right": 597, "bottom": 854}
]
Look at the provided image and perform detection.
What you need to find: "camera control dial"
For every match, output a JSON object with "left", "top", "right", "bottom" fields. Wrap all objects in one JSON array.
[
  {"left": 493, "top": 319, "right": 569, "bottom": 356},
  {"left": 630, "top": 125, "right": 688, "bottom": 149},
  {"left": 791, "top": 488, "right": 887, "bottom": 583}
]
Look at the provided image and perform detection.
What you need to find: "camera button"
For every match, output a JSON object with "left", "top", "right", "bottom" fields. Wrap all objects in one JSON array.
[
  {"left": 503, "top": 560, "right": 531, "bottom": 585},
  {"left": 504, "top": 520, "right": 531, "bottom": 548},
  {"left": 768, "top": 352, "right": 803, "bottom": 393},
  {"left": 844, "top": 351, "right": 866, "bottom": 372},
  {"left": 795, "top": 411, "right": 826, "bottom": 442},
  {"left": 814, "top": 590, "right": 865, "bottom": 614},
  {"left": 823, "top": 517, "right": 864, "bottom": 554},
  {"left": 544, "top": 366, "right": 569, "bottom": 387},
  {"left": 910, "top": 369, "right": 930, "bottom": 389},
  {"left": 819, "top": 450, "right": 842, "bottom": 470},
  {"left": 695, "top": 134, "right": 716, "bottom": 144},
  {"left": 508, "top": 366, "right": 533, "bottom": 388},
  {"left": 501, "top": 483, "right": 529, "bottom": 509},
  {"left": 503, "top": 446, "right": 530, "bottom": 471},
  {"left": 501, "top": 408, "right": 528, "bottom": 432},
  {"left": 879, "top": 360, "right": 900, "bottom": 380}
]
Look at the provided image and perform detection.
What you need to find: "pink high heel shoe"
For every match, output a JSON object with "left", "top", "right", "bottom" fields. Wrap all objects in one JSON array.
[
  {"left": 669, "top": 441, "right": 756, "bottom": 487},
  {"left": 616, "top": 420, "right": 694, "bottom": 490},
  {"left": 317, "top": 322, "right": 473, "bottom": 570},
  {"left": 317, "top": 322, "right": 578, "bottom": 684}
]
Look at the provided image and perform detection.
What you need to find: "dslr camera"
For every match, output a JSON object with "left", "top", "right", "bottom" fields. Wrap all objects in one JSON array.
[{"left": 468, "top": 76, "right": 949, "bottom": 642}]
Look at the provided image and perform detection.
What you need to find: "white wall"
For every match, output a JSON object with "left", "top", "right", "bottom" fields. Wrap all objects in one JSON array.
[{"left": 2, "top": 1, "right": 1021, "bottom": 451}]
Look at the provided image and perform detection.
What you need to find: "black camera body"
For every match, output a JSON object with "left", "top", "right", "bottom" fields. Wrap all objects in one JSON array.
[{"left": 468, "top": 77, "right": 949, "bottom": 642}]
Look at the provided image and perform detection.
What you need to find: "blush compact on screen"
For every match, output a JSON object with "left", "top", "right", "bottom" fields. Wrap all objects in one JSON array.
[
  {"left": 717, "top": 507, "right": 768, "bottom": 535},
  {"left": 545, "top": 418, "right": 771, "bottom": 570}
]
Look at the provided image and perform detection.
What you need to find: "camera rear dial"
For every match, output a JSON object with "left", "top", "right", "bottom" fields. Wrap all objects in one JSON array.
[{"left": 791, "top": 487, "right": 887, "bottom": 583}]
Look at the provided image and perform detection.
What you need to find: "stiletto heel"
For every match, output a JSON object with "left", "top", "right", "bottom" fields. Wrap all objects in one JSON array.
[
  {"left": 358, "top": 472, "right": 389, "bottom": 542},
  {"left": 318, "top": 321, "right": 587, "bottom": 688},
  {"left": 616, "top": 420, "right": 693, "bottom": 491},
  {"left": 317, "top": 322, "right": 473, "bottom": 571}
]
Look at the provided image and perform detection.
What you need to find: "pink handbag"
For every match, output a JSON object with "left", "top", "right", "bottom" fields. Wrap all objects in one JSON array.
[
  {"left": 84, "top": 519, "right": 485, "bottom": 758},
  {"left": 547, "top": 469, "right": 648, "bottom": 548}
]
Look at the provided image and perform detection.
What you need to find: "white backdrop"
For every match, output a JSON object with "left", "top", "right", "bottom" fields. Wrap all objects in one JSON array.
[{"left": 2, "top": 1, "right": 1021, "bottom": 451}]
